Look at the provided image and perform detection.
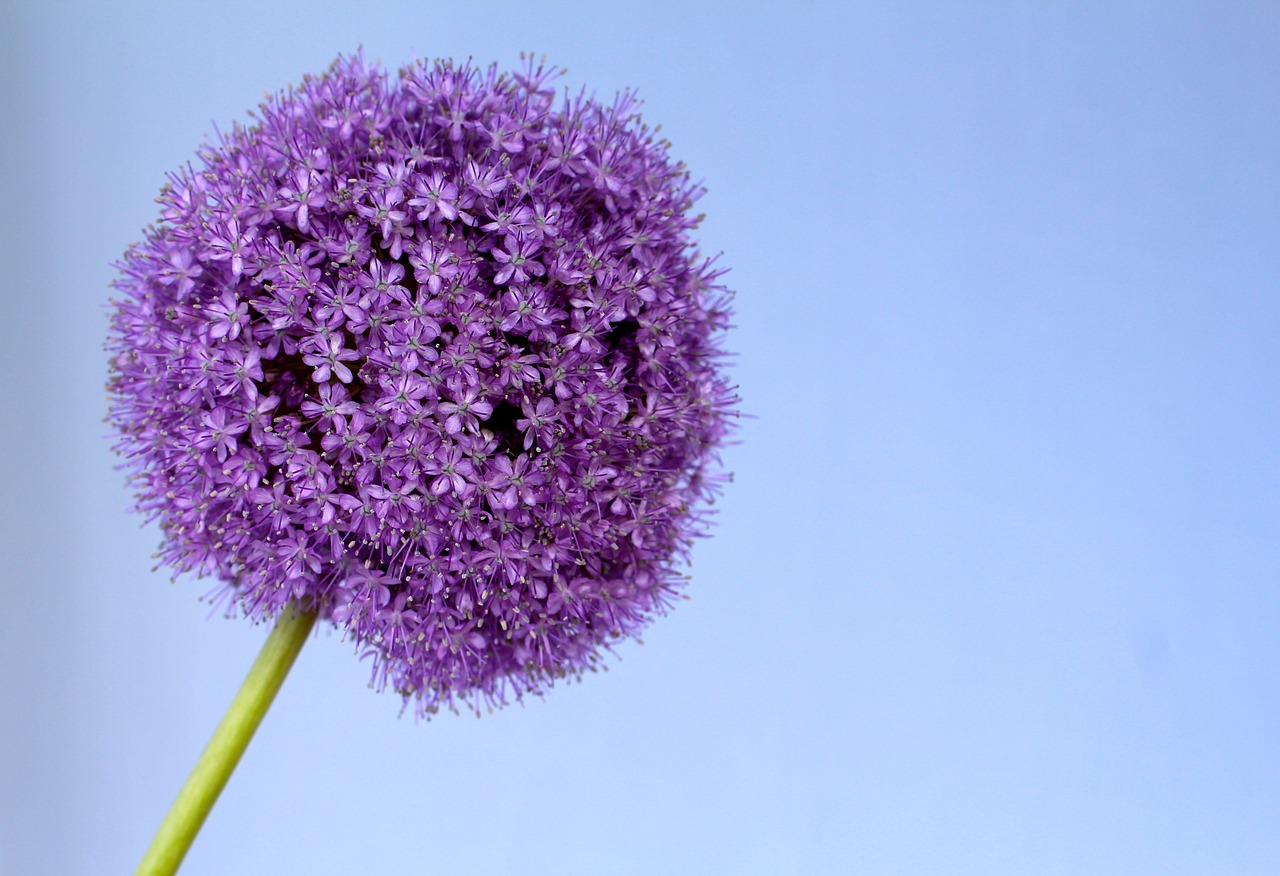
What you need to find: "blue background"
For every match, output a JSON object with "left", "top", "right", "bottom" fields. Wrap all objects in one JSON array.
[{"left": 2, "top": 2, "right": 1278, "bottom": 874}]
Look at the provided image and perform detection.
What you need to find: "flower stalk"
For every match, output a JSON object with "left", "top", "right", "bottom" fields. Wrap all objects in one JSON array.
[{"left": 135, "top": 602, "right": 318, "bottom": 876}]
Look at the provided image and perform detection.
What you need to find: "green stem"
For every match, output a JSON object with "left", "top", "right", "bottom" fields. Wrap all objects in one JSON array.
[{"left": 136, "top": 601, "right": 318, "bottom": 876}]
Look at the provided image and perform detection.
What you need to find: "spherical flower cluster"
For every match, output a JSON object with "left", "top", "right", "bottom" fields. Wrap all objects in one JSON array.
[{"left": 108, "top": 54, "right": 736, "bottom": 715}]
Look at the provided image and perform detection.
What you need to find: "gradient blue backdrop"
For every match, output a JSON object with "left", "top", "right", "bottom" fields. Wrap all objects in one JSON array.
[{"left": 2, "top": 3, "right": 1277, "bottom": 874}]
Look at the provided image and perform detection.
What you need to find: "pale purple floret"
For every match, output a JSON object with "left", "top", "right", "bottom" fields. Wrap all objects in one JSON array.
[{"left": 108, "top": 54, "right": 737, "bottom": 716}]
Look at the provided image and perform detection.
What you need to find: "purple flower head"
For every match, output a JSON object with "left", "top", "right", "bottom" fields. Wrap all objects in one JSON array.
[{"left": 107, "top": 54, "right": 737, "bottom": 716}]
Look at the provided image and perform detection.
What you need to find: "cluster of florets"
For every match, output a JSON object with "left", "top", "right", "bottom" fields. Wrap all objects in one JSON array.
[{"left": 107, "top": 54, "right": 736, "bottom": 715}]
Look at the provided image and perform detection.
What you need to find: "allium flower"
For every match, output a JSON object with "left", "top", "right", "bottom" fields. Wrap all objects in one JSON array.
[{"left": 108, "top": 54, "right": 736, "bottom": 716}]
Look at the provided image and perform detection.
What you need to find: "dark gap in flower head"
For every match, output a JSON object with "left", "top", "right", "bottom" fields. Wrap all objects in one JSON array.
[
  {"left": 501, "top": 331, "right": 529, "bottom": 351},
  {"left": 261, "top": 462, "right": 283, "bottom": 489},
  {"left": 262, "top": 349, "right": 313, "bottom": 386},
  {"left": 347, "top": 371, "right": 372, "bottom": 402},
  {"left": 603, "top": 318, "right": 640, "bottom": 348},
  {"left": 275, "top": 223, "right": 311, "bottom": 251},
  {"left": 400, "top": 261, "right": 421, "bottom": 296},
  {"left": 484, "top": 399, "right": 524, "bottom": 458}
]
